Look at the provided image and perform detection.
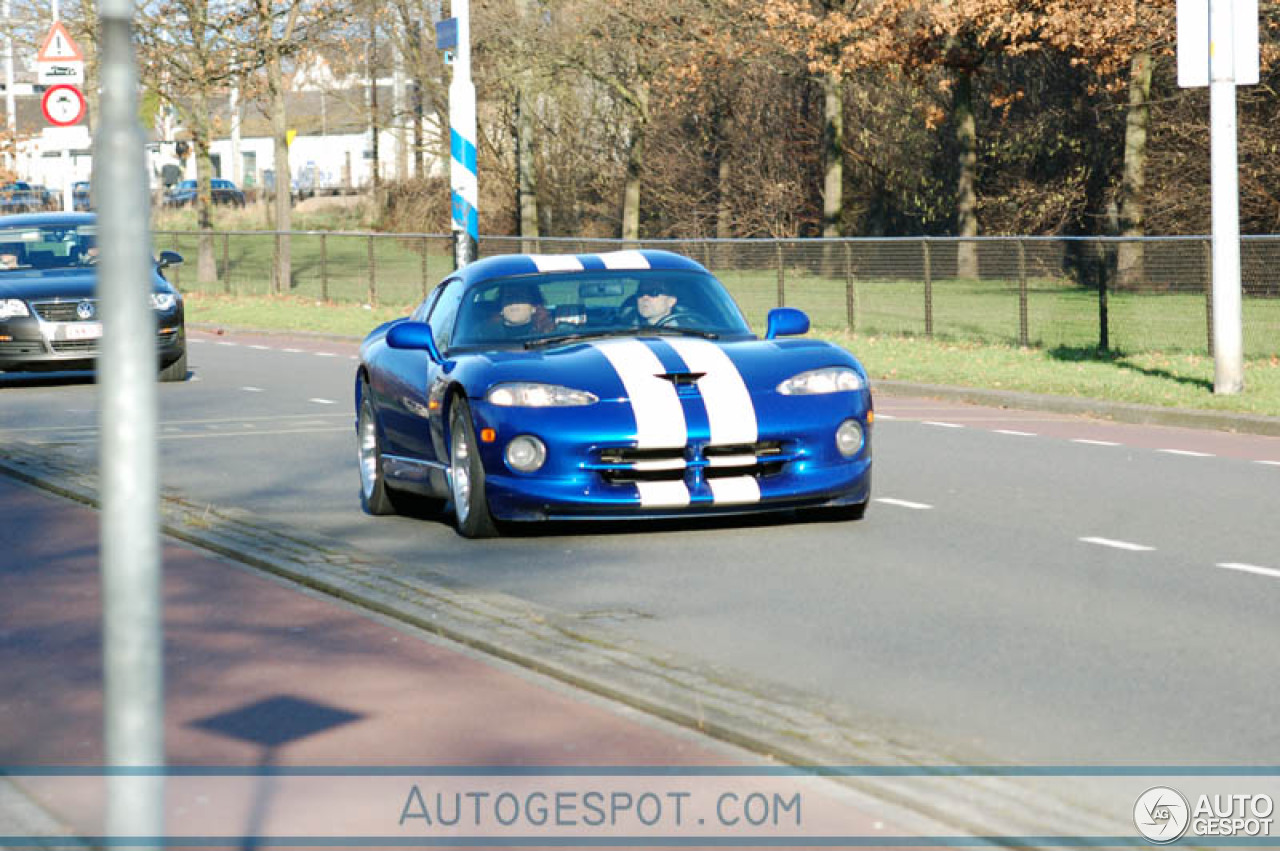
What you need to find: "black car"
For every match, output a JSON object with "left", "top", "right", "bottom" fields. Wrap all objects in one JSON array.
[
  {"left": 164, "top": 178, "right": 246, "bottom": 208},
  {"left": 0, "top": 212, "right": 188, "bottom": 381}
]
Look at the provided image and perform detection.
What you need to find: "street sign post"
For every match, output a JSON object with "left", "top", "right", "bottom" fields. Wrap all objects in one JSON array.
[
  {"left": 1177, "top": 0, "right": 1258, "bottom": 394},
  {"left": 36, "top": 22, "right": 87, "bottom": 212}
]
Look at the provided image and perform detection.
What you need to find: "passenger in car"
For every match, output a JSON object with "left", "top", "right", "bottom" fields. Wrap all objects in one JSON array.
[{"left": 490, "top": 282, "right": 554, "bottom": 339}]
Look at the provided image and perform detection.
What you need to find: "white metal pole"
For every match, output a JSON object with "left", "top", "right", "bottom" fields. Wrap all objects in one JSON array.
[
  {"left": 97, "top": 0, "right": 165, "bottom": 837},
  {"left": 4, "top": 0, "right": 14, "bottom": 147},
  {"left": 449, "top": 0, "right": 477, "bottom": 266},
  {"left": 1210, "top": 0, "right": 1245, "bottom": 393}
]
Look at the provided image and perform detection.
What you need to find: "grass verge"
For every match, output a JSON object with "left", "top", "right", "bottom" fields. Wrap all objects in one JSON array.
[{"left": 184, "top": 293, "right": 1280, "bottom": 419}]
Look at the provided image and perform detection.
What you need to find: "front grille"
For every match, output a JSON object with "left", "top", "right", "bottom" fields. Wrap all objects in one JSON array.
[
  {"left": 0, "top": 341, "right": 45, "bottom": 355},
  {"left": 594, "top": 441, "right": 791, "bottom": 484},
  {"left": 50, "top": 340, "right": 99, "bottom": 354},
  {"left": 32, "top": 300, "right": 97, "bottom": 322}
]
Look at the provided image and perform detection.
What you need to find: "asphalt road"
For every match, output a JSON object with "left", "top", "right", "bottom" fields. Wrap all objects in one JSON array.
[{"left": 4, "top": 328, "right": 1280, "bottom": 770}]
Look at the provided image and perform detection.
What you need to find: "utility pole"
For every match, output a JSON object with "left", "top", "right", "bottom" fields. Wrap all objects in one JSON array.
[
  {"left": 439, "top": 0, "right": 476, "bottom": 267},
  {"left": 96, "top": 0, "right": 165, "bottom": 842}
]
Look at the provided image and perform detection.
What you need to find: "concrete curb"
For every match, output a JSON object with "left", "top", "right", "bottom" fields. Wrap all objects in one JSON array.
[
  {"left": 873, "top": 380, "right": 1280, "bottom": 437},
  {"left": 0, "top": 442, "right": 1126, "bottom": 839}
]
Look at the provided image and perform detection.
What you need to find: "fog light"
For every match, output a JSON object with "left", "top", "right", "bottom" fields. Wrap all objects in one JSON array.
[
  {"left": 505, "top": 435, "right": 547, "bottom": 472},
  {"left": 835, "top": 419, "right": 864, "bottom": 457}
]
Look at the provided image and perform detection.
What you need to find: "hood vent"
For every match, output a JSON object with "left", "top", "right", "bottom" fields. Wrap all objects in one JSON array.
[{"left": 656, "top": 372, "right": 704, "bottom": 386}]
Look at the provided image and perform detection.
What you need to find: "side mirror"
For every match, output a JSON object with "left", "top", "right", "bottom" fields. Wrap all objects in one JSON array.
[
  {"left": 765, "top": 307, "right": 810, "bottom": 340},
  {"left": 386, "top": 320, "right": 444, "bottom": 363},
  {"left": 157, "top": 250, "right": 184, "bottom": 269}
]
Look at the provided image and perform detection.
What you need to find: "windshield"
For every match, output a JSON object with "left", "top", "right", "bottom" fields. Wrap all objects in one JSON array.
[
  {"left": 450, "top": 269, "right": 753, "bottom": 348},
  {"left": 0, "top": 224, "right": 97, "bottom": 272}
]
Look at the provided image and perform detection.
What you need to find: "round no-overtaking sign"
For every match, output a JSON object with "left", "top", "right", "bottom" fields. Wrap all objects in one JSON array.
[{"left": 41, "top": 84, "right": 86, "bottom": 127}]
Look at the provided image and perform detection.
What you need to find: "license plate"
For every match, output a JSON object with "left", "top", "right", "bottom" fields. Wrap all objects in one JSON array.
[{"left": 64, "top": 322, "right": 103, "bottom": 340}]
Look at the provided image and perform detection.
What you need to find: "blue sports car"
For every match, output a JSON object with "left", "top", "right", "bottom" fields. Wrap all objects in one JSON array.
[{"left": 355, "top": 250, "right": 873, "bottom": 537}]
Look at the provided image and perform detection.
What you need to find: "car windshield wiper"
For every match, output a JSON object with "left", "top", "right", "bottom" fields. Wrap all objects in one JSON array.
[{"left": 525, "top": 326, "right": 720, "bottom": 349}]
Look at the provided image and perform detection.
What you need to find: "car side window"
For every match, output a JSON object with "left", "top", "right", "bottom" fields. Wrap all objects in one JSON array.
[
  {"left": 411, "top": 286, "right": 444, "bottom": 323},
  {"left": 426, "top": 278, "right": 465, "bottom": 351}
]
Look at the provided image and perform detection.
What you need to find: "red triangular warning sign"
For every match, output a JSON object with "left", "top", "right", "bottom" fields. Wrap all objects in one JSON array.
[{"left": 37, "top": 21, "right": 84, "bottom": 63}]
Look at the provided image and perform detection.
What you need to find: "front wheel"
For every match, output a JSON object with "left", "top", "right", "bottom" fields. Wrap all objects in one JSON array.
[
  {"left": 449, "top": 397, "right": 499, "bottom": 538},
  {"left": 357, "top": 378, "right": 399, "bottom": 516},
  {"left": 159, "top": 350, "right": 188, "bottom": 382}
]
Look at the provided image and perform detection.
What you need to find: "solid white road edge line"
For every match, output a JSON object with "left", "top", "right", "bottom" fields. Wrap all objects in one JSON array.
[{"left": 1079, "top": 537, "right": 1156, "bottom": 552}]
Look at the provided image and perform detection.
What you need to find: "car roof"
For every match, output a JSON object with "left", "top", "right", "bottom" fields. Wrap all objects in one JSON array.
[
  {"left": 455, "top": 250, "right": 709, "bottom": 285},
  {"left": 0, "top": 211, "right": 95, "bottom": 227}
]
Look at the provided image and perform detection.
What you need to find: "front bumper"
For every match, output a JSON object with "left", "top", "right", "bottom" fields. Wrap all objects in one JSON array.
[
  {"left": 467, "top": 393, "right": 873, "bottom": 522},
  {"left": 0, "top": 309, "right": 185, "bottom": 373}
]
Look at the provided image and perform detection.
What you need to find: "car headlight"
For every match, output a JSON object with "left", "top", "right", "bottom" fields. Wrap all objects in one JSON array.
[
  {"left": 487, "top": 382, "right": 598, "bottom": 407},
  {"left": 0, "top": 299, "right": 30, "bottom": 319},
  {"left": 777, "top": 367, "right": 864, "bottom": 395},
  {"left": 150, "top": 292, "right": 179, "bottom": 312}
]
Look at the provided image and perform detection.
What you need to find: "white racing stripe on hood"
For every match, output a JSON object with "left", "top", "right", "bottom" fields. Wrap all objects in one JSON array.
[
  {"left": 665, "top": 338, "right": 758, "bottom": 446},
  {"left": 593, "top": 340, "right": 687, "bottom": 449},
  {"left": 598, "top": 250, "right": 651, "bottom": 270},
  {"left": 531, "top": 254, "right": 585, "bottom": 272},
  {"left": 636, "top": 481, "right": 692, "bottom": 507},
  {"left": 709, "top": 477, "right": 761, "bottom": 505}
]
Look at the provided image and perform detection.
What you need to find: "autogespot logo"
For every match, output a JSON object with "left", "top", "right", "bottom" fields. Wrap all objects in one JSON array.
[{"left": 1135, "top": 786, "right": 1191, "bottom": 843}]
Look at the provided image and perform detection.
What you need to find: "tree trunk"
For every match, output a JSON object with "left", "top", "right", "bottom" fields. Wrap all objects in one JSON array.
[
  {"left": 954, "top": 69, "right": 980, "bottom": 279},
  {"left": 821, "top": 71, "right": 843, "bottom": 239},
  {"left": 620, "top": 87, "right": 648, "bottom": 243},
  {"left": 191, "top": 89, "right": 217, "bottom": 284},
  {"left": 269, "top": 44, "right": 291, "bottom": 293},
  {"left": 516, "top": 89, "right": 539, "bottom": 248},
  {"left": 1116, "top": 50, "right": 1152, "bottom": 288}
]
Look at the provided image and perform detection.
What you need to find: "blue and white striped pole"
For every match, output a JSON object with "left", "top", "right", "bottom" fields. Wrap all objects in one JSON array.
[{"left": 446, "top": 0, "right": 477, "bottom": 267}]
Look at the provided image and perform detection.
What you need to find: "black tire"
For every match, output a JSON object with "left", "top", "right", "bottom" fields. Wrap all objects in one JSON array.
[
  {"left": 448, "top": 396, "right": 499, "bottom": 538},
  {"left": 357, "top": 377, "right": 399, "bottom": 516},
  {"left": 158, "top": 350, "right": 188, "bottom": 382}
]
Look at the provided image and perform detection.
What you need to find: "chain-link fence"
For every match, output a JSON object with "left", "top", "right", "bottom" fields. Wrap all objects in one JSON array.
[{"left": 158, "top": 231, "right": 1280, "bottom": 358}]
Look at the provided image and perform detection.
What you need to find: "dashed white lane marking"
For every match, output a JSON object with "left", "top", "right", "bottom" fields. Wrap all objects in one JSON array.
[
  {"left": 875, "top": 498, "right": 933, "bottom": 510},
  {"left": 309, "top": 398, "right": 337, "bottom": 405},
  {"left": 216, "top": 341, "right": 238, "bottom": 347},
  {"left": 1080, "top": 537, "right": 1156, "bottom": 552},
  {"left": 315, "top": 352, "right": 337, "bottom": 358},
  {"left": 1072, "top": 438, "right": 1121, "bottom": 447},
  {"left": 242, "top": 386, "right": 264, "bottom": 393},
  {"left": 922, "top": 421, "right": 964, "bottom": 429},
  {"left": 1217, "top": 563, "right": 1280, "bottom": 580},
  {"left": 876, "top": 414, "right": 897, "bottom": 420},
  {"left": 1256, "top": 460, "right": 1280, "bottom": 468},
  {"left": 1157, "top": 449, "right": 1215, "bottom": 458},
  {"left": 994, "top": 429, "right": 1037, "bottom": 437},
  {"left": 249, "top": 344, "right": 270, "bottom": 350},
  {"left": 283, "top": 348, "right": 303, "bottom": 353}
]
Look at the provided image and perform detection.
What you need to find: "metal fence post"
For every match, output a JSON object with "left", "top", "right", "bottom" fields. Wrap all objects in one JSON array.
[
  {"left": 1204, "top": 238, "right": 1215, "bottom": 357},
  {"left": 1098, "top": 242, "right": 1110, "bottom": 352},
  {"left": 923, "top": 239, "right": 933, "bottom": 338},
  {"left": 776, "top": 242, "right": 786, "bottom": 308},
  {"left": 367, "top": 233, "right": 378, "bottom": 307},
  {"left": 320, "top": 233, "right": 329, "bottom": 302},
  {"left": 1018, "top": 239, "right": 1029, "bottom": 347},
  {"left": 221, "top": 231, "right": 230, "bottom": 294},
  {"left": 421, "top": 235, "right": 430, "bottom": 299},
  {"left": 844, "top": 241, "right": 856, "bottom": 332}
]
